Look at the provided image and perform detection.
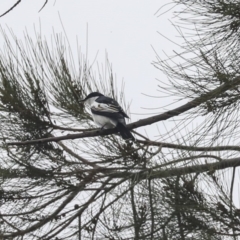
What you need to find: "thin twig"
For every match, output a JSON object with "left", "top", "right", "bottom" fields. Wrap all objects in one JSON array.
[
  {"left": 230, "top": 167, "right": 236, "bottom": 240},
  {"left": 148, "top": 179, "right": 154, "bottom": 240},
  {"left": 130, "top": 184, "right": 139, "bottom": 240},
  {"left": 39, "top": 0, "right": 48, "bottom": 12},
  {"left": 0, "top": 0, "right": 21, "bottom": 18}
]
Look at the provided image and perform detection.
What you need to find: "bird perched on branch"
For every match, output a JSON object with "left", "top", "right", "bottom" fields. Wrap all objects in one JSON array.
[{"left": 80, "top": 92, "right": 135, "bottom": 140}]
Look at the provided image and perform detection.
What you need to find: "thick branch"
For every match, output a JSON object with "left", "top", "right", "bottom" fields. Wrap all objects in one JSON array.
[
  {"left": 138, "top": 140, "right": 240, "bottom": 152},
  {"left": 110, "top": 157, "right": 240, "bottom": 180},
  {"left": 6, "top": 76, "right": 240, "bottom": 146}
]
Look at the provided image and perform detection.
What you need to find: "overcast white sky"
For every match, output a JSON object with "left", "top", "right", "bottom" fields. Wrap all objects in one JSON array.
[
  {"left": 0, "top": 0, "right": 240, "bottom": 211},
  {"left": 0, "top": 1, "right": 183, "bottom": 137}
]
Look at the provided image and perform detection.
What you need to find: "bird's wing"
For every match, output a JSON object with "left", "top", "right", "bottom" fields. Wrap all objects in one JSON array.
[
  {"left": 91, "top": 102, "right": 120, "bottom": 113},
  {"left": 90, "top": 103, "right": 124, "bottom": 121},
  {"left": 94, "top": 96, "right": 129, "bottom": 118}
]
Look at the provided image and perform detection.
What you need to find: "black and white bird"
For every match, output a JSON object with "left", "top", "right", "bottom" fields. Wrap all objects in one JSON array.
[{"left": 80, "top": 92, "right": 135, "bottom": 140}]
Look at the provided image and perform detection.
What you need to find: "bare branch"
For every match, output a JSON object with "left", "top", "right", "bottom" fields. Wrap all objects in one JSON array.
[
  {"left": 0, "top": 0, "right": 21, "bottom": 18},
  {"left": 138, "top": 140, "right": 240, "bottom": 152},
  {"left": 6, "top": 76, "right": 240, "bottom": 146},
  {"left": 110, "top": 157, "right": 240, "bottom": 180},
  {"left": 39, "top": 0, "right": 48, "bottom": 12}
]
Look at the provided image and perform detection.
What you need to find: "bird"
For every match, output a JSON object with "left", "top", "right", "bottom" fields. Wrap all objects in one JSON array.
[{"left": 80, "top": 92, "right": 135, "bottom": 140}]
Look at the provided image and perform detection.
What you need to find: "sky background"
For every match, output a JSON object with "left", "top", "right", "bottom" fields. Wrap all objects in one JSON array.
[
  {"left": 0, "top": 0, "right": 184, "bottom": 138},
  {"left": 0, "top": 0, "right": 239, "bottom": 210}
]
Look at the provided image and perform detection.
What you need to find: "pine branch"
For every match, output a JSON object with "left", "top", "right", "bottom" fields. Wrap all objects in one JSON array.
[
  {"left": 0, "top": 0, "right": 21, "bottom": 18},
  {"left": 110, "top": 157, "right": 240, "bottom": 180},
  {"left": 6, "top": 76, "right": 240, "bottom": 146},
  {"left": 138, "top": 140, "right": 240, "bottom": 152}
]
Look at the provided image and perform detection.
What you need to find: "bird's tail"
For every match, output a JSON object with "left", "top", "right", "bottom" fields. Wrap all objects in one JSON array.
[{"left": 116, "top": 122, "right": 135, "bottom": 141}]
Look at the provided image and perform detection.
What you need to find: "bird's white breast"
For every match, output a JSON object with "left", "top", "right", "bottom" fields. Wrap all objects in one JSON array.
[{"left": 92, "top": 114, "right": 117, "bottom": 129}]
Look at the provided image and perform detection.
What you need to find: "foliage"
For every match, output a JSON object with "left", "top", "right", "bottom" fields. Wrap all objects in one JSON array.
[{"left": 0, "top": 0, "right": 240, "bottom": 239}]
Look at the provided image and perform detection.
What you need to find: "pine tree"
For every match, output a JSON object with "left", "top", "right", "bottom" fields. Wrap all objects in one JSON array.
[{"left": 0, "top": 0, "right": 240, "bottom": 239}]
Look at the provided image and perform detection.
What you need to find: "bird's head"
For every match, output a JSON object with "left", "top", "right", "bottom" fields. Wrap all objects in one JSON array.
[{"left": 80, "top": 92, "right": 103, "bottom": 106}]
